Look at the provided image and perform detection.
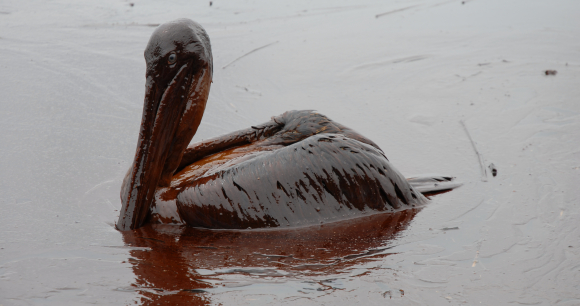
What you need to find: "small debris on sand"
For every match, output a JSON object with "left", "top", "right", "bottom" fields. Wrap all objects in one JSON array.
[{"left": 545, "top": 70, "right": 557, "bottom": 75}]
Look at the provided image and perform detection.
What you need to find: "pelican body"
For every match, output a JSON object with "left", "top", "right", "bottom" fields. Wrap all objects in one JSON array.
[{"left": 117, "top": 19, "right": 443, "bottom": 231}]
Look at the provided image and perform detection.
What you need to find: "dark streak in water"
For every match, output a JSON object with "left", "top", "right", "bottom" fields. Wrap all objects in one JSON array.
[
  {"left": 460, "top": 120, "right": 488, "bottom": 181},
  {"left": 222, "top": 41, "right": 279, "bottom": 69},
  {"left": 136, "top": 237, "right": 165, "bottom": 243},
  {"left": 375, "top": 5, "right": 420, "bottom": 18},
  {"left": 440, "top": 227, "right": 459, "bottom": 231}
]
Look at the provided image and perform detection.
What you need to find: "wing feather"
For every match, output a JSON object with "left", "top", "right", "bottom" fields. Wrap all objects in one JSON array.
[{"left": 176, "top": 134, "right": 427, "bottom": 229}]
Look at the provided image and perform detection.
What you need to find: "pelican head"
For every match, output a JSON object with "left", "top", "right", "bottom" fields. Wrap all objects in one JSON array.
[{"left": 117, "top": 19, "right": 213, "bottom": 231}]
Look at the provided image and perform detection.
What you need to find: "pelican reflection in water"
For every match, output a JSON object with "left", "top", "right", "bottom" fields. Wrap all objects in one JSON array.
[
  {"left": 121, "top": 209, "right": 420, "bottom": 305},
  {"left": 117, "top": 19, "right": 458, "bottom": 231}
]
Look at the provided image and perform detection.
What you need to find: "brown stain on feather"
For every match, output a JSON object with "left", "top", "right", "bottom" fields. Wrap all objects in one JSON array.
[{"left": 157, "top": 110, "right": 427, "bottom": 229}]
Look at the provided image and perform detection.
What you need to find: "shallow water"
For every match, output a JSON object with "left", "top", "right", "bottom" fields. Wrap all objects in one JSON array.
[{"left": 1, "top": 0, "right": 579, "bottom": 305}]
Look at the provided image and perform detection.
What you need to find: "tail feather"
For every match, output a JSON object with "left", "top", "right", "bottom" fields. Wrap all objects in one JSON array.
[{"left": 406, "top": 174, "right": 462, "bottom": 196}]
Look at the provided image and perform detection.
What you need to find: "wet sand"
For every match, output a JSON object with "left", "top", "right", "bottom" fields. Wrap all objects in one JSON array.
[{"left": 1, "top": 0, "right": 579, "bottom": 305}]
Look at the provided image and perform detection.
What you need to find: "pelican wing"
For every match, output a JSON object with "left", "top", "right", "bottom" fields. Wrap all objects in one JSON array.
[{"left": 176, "top": 133, "right": 428, "bottom": 229}]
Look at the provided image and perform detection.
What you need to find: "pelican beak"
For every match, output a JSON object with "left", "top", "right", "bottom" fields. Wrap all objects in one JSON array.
[{"left": 117, "top": 62, "right": 211, "bottom": 231}]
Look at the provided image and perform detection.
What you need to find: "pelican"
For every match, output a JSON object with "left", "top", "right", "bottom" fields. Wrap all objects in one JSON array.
[{"left": 117, "top": 19, "right": 457, "bottom": 231}]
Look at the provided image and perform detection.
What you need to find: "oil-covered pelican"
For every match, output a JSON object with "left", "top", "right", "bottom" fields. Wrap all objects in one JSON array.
[{"left": 117, "top": 19, "right": 456, "bottom": 231}]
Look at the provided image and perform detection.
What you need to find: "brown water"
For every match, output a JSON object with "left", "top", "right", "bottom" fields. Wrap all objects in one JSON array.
[
  {"left": 120, "top": 210, "right": 418, "bottom": 305},
  {"left": 1, "top": 0, "right": 579, "bottom": 305}
]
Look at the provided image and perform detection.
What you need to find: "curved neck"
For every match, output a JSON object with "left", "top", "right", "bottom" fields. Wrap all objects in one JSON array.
[{"left": 117, "top": 66, "right": 211, "bottom": 231}]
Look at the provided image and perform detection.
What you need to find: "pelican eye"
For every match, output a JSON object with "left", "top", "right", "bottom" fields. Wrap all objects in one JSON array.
[{"left": 168, "top": 53, "right": 177, "bottom": 65}]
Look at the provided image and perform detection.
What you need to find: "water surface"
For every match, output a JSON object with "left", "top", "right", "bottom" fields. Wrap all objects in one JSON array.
[{"left": 1, "top": 0, "right": 579, "bottom": 304}]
